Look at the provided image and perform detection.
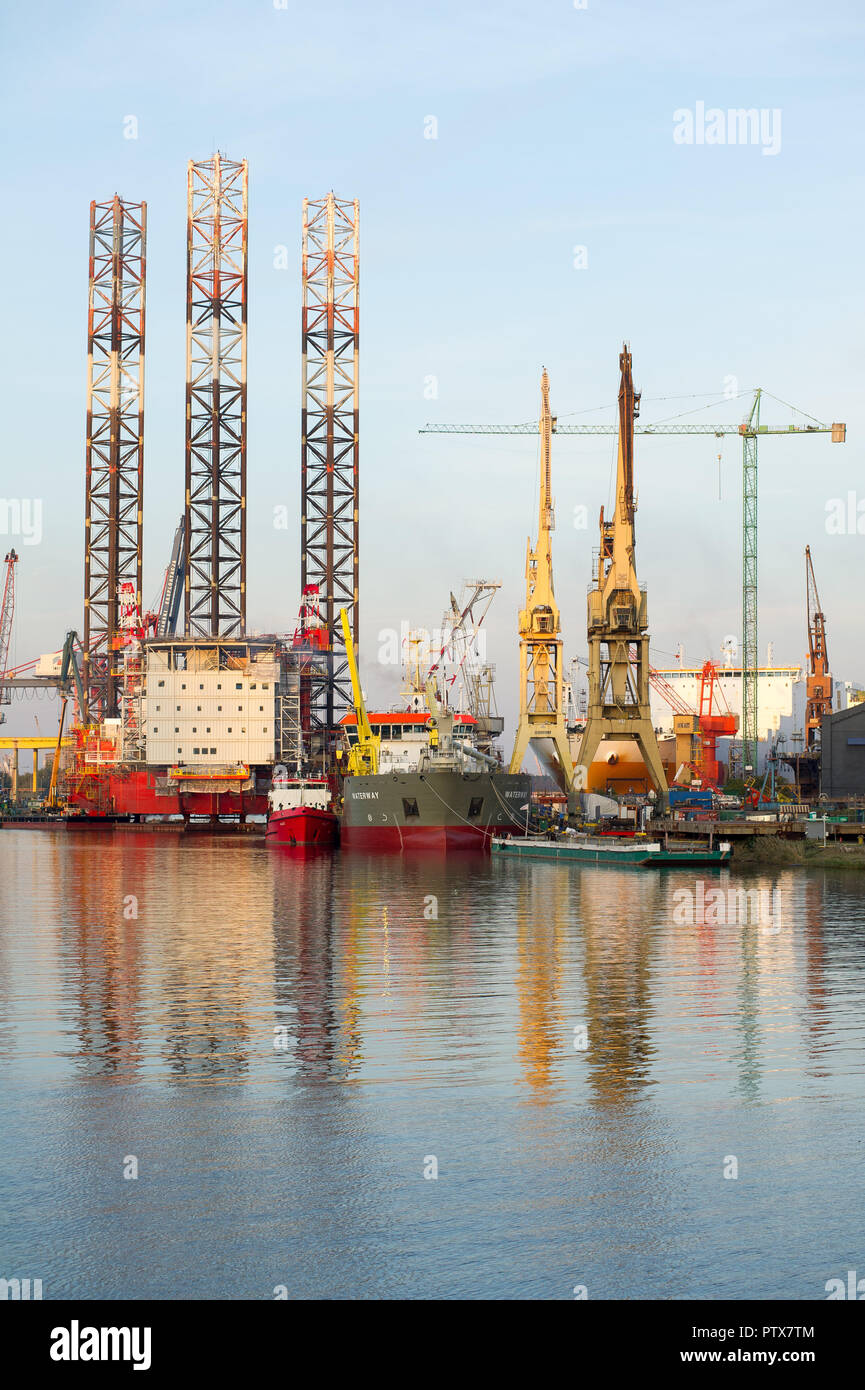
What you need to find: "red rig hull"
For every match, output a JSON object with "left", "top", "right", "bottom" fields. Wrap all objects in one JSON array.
[
  {"left": 265, "top": 806, "right": 338, "bottom": 848},
  {"left": 66, "top": 768, "right": 267, "bottom": 818}
]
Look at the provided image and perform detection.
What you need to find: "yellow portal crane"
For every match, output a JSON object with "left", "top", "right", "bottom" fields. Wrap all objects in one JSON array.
[
  {"left": 339, "top": 606, "right": 380, "bottom": 776},
  {"left": 577, "top": 345, "right": 668, "bottom": 807},
  {"left": 509, "top": 370, "right": 574, "bottom": 792}
]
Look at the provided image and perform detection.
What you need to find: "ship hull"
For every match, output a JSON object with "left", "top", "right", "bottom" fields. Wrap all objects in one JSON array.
[
  {"left": 66, "top": 768, "right": 268, "bottom": 818},
  {"left": 265, "top": 806, "right": 338, "bottom": 848},
  {"left": 491, "top": 836, "right": 731, "bottom": 866},
  {"left": 341, "top": 768, "right": 532, "bottom": 851}
]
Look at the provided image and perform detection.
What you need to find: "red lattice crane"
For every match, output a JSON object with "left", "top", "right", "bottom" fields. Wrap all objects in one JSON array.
[
  {"left": 694, "top": 661, "right": 738, "bottom": 786},
  {"left": 804, "top": 545, "right": 831, "bottom": 748},
  {"left": 649, "top": 658, "right": 738, "bottom": 789},
  {"left": 0, "top": 549, "right": 18, "bottom": 724},
  {"left": 648, "top": 665, "right": 693, "bottom": 718}
]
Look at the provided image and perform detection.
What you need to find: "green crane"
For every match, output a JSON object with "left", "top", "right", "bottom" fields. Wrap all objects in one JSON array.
[{"left": 421, "top": 390, "right": 846, "bottom": 774}]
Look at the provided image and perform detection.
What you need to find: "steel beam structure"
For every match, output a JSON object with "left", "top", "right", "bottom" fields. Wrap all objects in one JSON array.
[
  {"left": 83, "top": 196, "right": 146, "bottom": 721},
  {"left": 184, "top": 154, "right": 248, "bottom": 639},
  {"left": 301, "top": 193, "right": 359, "bottom": 741},
  {"left": 0, "top": 549, "right": 18, "bottom": 723},
  {"left": 741, "top": 392, "right": 760, "bottom": 775}
]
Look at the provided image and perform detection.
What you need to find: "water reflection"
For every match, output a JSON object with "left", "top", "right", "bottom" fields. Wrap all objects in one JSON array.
[
  {"left": 0, "top": 831, "right": 858, "bottom": 1107},
  {"left": 515, "top": 862, "right": 566, "bottom": 1099},
  {"left": 576, "top": 869, "right": 661, "bottom": 1105},
  {"left": 271, "top": 848, "right": 349, "bottom": 1081},
  {"left": 57, "top": 832, "right": 152, "bottom": 1079},
  {"left": 3, "top": 829, "right": 865, "bottom": 1300}
]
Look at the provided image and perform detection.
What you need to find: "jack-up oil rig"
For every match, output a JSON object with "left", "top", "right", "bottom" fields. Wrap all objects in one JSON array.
[{"left": 0, "top": 166, "right": 360, "bottom": 822}]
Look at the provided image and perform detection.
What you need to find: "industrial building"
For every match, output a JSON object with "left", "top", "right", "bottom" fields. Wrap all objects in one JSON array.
[{"left": 820, "top": 704, "right": 865, "bottom": 799}]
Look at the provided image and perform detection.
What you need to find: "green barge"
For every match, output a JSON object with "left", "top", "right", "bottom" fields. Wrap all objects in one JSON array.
[{"left": 491, "top": 835, "right": 732, "bottom": 867}]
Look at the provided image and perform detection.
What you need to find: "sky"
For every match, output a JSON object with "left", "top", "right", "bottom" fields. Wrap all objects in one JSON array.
[{"left": 0, "top": 0, "right": 863, "bottom": 742}]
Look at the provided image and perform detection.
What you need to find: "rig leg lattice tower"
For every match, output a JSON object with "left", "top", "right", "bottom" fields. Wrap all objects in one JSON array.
[
  {"left": 301, "top": 193, "right": 359, "bottom": 749},
  {"left": 184, "top": 154, "right": 248, "bottom": 639},
  {"left": 83, "top": 196, "right": 146, "bottom": 722}
]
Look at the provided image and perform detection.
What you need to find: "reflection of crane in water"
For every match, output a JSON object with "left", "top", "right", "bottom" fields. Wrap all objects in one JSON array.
[
  {"left": 515, "top": 863, "right": 567, "bottom": 1098},
  {"left": 801, "top": 874, "right": 830, "bottom": 1080},
  {"left": 58, "top": 833, "right": 146, "bottom": 1080},
  {"left": 576, "top": 869, "right": 660, "bottom": 1104}
]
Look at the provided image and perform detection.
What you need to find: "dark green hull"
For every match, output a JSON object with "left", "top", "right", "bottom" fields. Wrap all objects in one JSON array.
[{"left": 492, "top": 837, "right": 731, "bottom": 866}]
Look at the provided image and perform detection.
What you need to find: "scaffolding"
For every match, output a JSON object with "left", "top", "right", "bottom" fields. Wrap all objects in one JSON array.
[
  {"left": 119, "top": 644, "right": 146, "bottom": 762},
  {"left": 83, "top": 196, "right": 146, "bottom": 720},
  {"left": 277, "top": 658, "right": 303, "bottom": 770},
  {"left": 185, "top": 154, "right": 248, "bottom": 639}
]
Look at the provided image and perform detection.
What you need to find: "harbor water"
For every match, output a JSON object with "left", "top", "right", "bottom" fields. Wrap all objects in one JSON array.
[{"left": 1, "top": 828, "right": 863, "bottom": 1299}]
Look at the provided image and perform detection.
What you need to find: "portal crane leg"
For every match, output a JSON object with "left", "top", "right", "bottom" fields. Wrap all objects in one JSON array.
[
  {"left": 509, "top": 719, "right": 574, "bottom": 792},
  {"left": 574, "top": 720, "right": 604, "bottom": 784},
  {"left": 577, "top": 718, "right": 668, "bottom": 806},
  {"left": 508, "top": 722, "right": 532, "bottom": 778},
  {"left": 634, "top": 728, "right": 669, "bottom": 806}
]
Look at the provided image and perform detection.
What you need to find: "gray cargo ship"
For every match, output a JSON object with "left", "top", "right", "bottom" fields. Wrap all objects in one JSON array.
[{"left": 339, "top": 701, "right": 531, "bottom": 850}]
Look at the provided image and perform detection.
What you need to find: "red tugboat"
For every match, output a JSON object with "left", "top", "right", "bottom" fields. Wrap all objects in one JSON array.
[{"left": 265, "top": 777, "right": 338, "bottom": 847}]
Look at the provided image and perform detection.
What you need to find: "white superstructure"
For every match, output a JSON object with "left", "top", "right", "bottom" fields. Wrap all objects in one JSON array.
[
  {"left": 143, "top": 643, "right": 280, "bottom": 767},
  {"left": 650, "top": 663, "right": 802, "bottom": 742}
]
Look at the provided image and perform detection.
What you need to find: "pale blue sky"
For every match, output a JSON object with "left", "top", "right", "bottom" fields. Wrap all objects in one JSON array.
[{"left": 1, "top": 0, "right": 863, "bottom": 738}]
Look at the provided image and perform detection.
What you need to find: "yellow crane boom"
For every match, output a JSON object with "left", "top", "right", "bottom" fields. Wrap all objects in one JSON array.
[
  {"left": 507, "top": 369, "right": 574, "bottom": 793},
  {"left": 339, "top": 606, "right": 380, "bottom": 776}
]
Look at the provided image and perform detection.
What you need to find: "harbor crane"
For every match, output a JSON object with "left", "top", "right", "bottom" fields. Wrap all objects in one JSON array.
[
  {"left": 421, "top": 378, "right": 845, "bottom": 775},
  {"left": 650, "top": 659, "right": 738, "bottom": 789},
  {"left": 43, "top": 632, "right": 89, "bottom": 811},
  {"left": 579, "top": 347, "right": 668, "bottom": 805},
  {"left": 338, "top": 606, "right": 380, "bottom": 777},
  {"left": 426, "top": 580, "right": 502, "bottom": 753},
  {"left": 507, "top": 370, "right": 574, "bottom": 791},
  {"left": 0, "top": 549, "right": 18, "bottom": 725},
  {"left": 426, "top": 371, "right": 574, "bottom": 790},
  {"left": 155, "top": 517, "right": 186, "bottom": 638},
  {"left": 804, "top": 544, "right": 832, "bottom": 747},
  {"left": 780, "top": 545, "right": 832, "bottom": 800}
]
